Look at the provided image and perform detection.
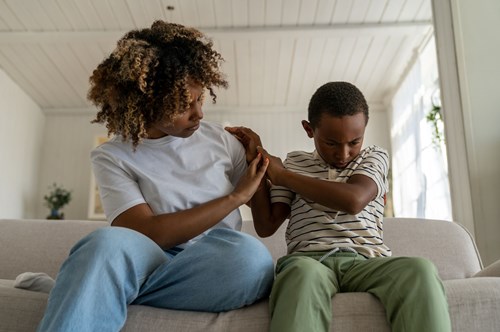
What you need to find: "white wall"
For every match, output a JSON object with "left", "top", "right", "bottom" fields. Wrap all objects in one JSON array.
[
  {"left": 0, "top": 69, "right": 45, "bottom": 219},
  {"left": 36, "top": 112, "right": 106, "bottom": 220},
  {"left": 450, "top": 0, "right": 500, "bottom": 265}
]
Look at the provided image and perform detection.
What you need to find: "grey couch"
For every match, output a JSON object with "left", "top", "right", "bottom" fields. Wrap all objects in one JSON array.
[{"left": 1, "top": 217, "right": 499, "bottom": 331}]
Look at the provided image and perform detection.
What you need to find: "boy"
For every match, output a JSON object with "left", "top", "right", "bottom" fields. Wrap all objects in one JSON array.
[{"left": 227, "top": 81, "right": 451, "bottom": 332}]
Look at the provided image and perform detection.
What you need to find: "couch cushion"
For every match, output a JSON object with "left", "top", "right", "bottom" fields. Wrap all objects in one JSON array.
[
  {"left": 446, "top": 277, "right": 500, "bottom": 332},
  {"left": 2, "top": 278, "right": 500, "bottom": 332},
  {"left": 123, "top": 301, "right": 271, "bottom": 332},
  {"left": 0, "top": 280, "right": 48, "bottom": 331}
]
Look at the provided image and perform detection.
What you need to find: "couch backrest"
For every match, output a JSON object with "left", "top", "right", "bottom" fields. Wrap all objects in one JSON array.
[
  {"left": 383, "top": 217, "right": 482, "bottom": 279},
  {"left": 0, "top": 219, "right": 107, "bottom": 279},
  {"left": 0, "top": 217, "right": 482, "bottom": 281},
  {"left": 244, "top": 217, "right": 483, "bottom": 280}
]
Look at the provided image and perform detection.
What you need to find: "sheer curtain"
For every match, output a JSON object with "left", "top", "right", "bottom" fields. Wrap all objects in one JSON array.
[{"left": 390, "top": 36, "right": 452, "bottom": 220}]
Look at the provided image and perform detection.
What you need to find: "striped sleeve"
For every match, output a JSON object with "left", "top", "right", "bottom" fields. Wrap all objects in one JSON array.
[
  {"left": 270, "top": 154, "right": 295, "bottom": 205},
  {"left": 351, "top": 146, "right": 389, "bottom": 199}
]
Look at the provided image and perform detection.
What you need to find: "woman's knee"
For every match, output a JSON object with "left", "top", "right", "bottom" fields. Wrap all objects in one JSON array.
[
  {"left": 206, "top": 229, "right": 274, "bottom": 291},
  {"left": 69, "top": 226, "right": 166, "bottom": 270},
  {"left": 71, "top": 226, "right": 148, "bottom": 253},
  {"left": 64, "top": 227, "right": 167, "bottom": 280},
  {"left": 207, "top": 228, "right": 274, "bottom": 267}
]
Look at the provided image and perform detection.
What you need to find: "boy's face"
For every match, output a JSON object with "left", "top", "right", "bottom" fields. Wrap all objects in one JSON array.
[
  {"left": 302, "top": 112, "right": 366, "bottom": 169},
  {"left": 147, "top": 79, "right": 205, "bottom": 139}
]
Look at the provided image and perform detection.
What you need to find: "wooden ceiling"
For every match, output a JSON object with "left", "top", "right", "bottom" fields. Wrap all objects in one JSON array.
[{"left": 0, "top": 0, "right": 433, "bottom": 113}]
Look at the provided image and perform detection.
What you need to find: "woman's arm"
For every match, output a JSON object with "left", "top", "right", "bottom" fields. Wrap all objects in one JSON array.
[{"left": 112, "top": 153, "right": 268, "bottom": 249}]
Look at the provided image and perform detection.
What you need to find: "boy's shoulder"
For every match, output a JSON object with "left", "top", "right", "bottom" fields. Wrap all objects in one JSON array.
[
  {"left": 361, "top": 144, "right": 388, "bottom": 154},
  {"left": 285, "top": 150, "right": 315, "bottom": 160},
  {"left": 359, "top": 145, "right": 389, "bottom": 160}
]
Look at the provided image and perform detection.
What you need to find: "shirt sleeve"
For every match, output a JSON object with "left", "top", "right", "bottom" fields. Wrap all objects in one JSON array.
[
  {"left": 223, "top": 129, "right": 248, "bottom": 187},
  {"left": 351, "top": 146, "right": 389, "bottom": 199},
  {"left": 270, "top": 156, "right": 295, "bottom": 206},
  {"left": 90, "top": 147, "right": 146, "bottom": 223}
]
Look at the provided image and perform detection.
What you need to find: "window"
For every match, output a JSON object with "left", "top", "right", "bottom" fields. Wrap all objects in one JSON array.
[{"left": 390, "top": 36, "right": 452, "bottom": 220}]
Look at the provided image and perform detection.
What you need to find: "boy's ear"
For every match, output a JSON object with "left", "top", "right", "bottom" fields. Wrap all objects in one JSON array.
[{"left": 301, "top": 120, "right": 314, "bottom": 138}]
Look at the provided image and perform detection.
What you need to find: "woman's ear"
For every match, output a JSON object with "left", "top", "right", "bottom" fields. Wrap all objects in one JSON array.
[{"left": 301, "top": 120, "right": 314, "bottom": 138}]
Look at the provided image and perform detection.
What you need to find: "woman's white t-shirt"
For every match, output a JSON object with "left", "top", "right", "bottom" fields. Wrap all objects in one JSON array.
[{"left": 91, "top": 121, "right": 247, "bottom": 249}]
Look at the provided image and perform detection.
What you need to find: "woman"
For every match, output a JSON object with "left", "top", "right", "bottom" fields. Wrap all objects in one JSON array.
[{"left": 37, "top": 21, "right": 273, "bottom": 332}]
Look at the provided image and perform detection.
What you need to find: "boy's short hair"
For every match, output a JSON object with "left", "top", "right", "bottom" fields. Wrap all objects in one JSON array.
[{"left": 308, "top": 81, "right": 369, "bottom": 128}]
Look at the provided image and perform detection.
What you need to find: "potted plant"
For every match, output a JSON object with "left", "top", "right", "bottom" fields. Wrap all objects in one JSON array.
[
  {"left": 43, "top": 183, "right": 72, "bottom": 219},
  {"left": 426, "top": 101, "right": 445, "bottom": 147}
]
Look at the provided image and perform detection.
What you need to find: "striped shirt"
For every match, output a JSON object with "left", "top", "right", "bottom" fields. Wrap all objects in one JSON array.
[{"left": 270, "top": 145, "right": 391, "bottom": 258}]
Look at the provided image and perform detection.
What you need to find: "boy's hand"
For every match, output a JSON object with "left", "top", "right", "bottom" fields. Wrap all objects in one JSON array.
[
  {"left": 256, "top": 146, "right": 286, "bottom": 185},
  {"left": 225, "top": 126, "right": 262, "bottom": 164}
]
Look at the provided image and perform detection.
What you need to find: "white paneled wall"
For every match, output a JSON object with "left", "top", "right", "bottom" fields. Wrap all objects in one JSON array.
[{"left": 0, "top": 69, "right": 45, "bottom": 219}]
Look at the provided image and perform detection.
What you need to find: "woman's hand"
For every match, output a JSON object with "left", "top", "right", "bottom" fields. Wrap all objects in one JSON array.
[
  {"left": 231, "top": 152, "right": 269, "bottom": 204},
  {"left": 225, "top": 126, "right": 263, "bottom": 164}
]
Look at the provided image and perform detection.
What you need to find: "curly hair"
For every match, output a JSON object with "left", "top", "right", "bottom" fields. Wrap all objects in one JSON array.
[
  {"left": 88, "top": 21, "right": 228, "bottom": 147},
  {"left": 308, "top": 81, "right": 369, "bottom": 128}
]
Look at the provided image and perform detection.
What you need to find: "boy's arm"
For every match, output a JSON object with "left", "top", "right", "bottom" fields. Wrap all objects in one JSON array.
[
  {"left": 250, "top": 180, "right": 290, "bottom": 237},
  {"left": 225, "top": 126, "right": 290, "bottom": 236},
  {"left": 258, "top": 147, "right": 378, "bottom": 215}
]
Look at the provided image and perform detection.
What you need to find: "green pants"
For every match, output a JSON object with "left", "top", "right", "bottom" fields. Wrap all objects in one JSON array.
[{"left": 269, "top": 251, "right": 451, "bottom": 332}]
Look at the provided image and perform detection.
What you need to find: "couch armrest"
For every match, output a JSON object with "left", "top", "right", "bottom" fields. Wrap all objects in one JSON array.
[{"left": 473, "top": 260, "right": 500, "bottom": 277}]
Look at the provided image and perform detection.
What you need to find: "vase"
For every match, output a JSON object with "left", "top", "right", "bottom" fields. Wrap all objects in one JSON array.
[{"left": 47, "top": 209, "right": 64, "bottom": 220}]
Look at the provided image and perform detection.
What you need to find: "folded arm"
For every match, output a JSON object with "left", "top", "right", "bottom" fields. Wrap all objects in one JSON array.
[{"left": 258, "top": 146, "right": 378, "bottom": 215}]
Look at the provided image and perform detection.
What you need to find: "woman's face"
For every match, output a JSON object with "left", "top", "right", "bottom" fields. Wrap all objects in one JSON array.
[{"left": 147, "top": 79, "right": 205, "bottom": 139}]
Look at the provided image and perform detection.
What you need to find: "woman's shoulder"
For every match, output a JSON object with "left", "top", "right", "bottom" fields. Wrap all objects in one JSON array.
[
  {"left": 90, "top": 135, "right": 132, "bottom": 161},
  {"left": 199, "top": 121, "right": 239, "bottom": 145},
  {"left": 199, "top": 120, "right": 225, "bottom": 135}
]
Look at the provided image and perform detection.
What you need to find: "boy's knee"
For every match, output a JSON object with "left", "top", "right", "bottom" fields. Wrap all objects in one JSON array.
[
  {"left": 407, "top": 257, "right": 438, "bottom": 273},
  {"left": 277, "top": 256, "right": 326, "bottom": 283},
  {"left": 398, "top": 257, "right": 441, "bottom": 283}
]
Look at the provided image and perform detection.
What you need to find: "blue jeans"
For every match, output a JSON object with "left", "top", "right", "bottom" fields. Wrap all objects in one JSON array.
[{"left": 37, "top": 226, "right": 274, "bottom": 332}]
